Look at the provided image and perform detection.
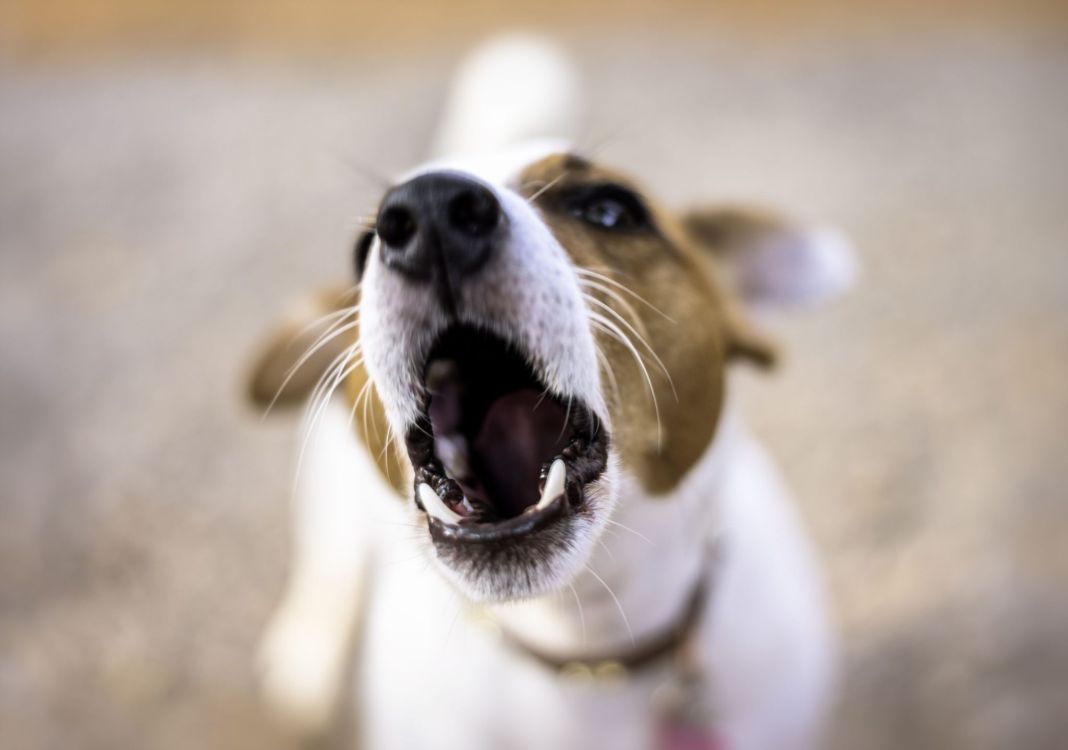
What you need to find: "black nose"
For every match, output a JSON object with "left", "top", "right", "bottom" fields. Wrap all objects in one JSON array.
[{"left": 376, "top": 172, "right": 502, "bottom": 285}]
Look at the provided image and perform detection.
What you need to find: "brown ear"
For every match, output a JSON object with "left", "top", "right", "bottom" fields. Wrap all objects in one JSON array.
[
  {"left": 682, "top": 205, "right": 857, "bottom": 309},
  {"left": 245, "top": 286, "right": 409, "bottom": 496},
  {"left": 684, "top": 205, "right": 856, "bottom": 369},
  {"left": 246, "top": 286, "right": 360, "bottom": 409},
  {"left": 723, "top": 304, "right": 779, "bottom": 369}
]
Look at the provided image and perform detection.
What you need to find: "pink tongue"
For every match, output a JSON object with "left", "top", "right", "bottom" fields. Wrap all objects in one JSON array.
[{"left": 471, "top": 389, "right": 568, "bottom": 518}]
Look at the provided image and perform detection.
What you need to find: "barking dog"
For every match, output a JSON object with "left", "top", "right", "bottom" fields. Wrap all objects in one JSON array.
[{"left": 249, "top": 35, "right": 855, "bottom": 750}]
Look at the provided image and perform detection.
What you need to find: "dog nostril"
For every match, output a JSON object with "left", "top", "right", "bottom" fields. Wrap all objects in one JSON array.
[
  {"left": 377, "top": 206, "right": 417, "bottom": 247},
  {"left": 448, "top": 188, "right": 500, "bottom": 238}
]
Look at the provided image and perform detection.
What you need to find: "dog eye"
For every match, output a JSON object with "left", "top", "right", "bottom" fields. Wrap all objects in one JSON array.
[{"left": 569, "top": 186, "right": 650, "bottom": 232}]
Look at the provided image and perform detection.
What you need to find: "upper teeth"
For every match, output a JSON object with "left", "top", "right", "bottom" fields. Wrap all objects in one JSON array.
[
  {"left": 419, "top": 483, "right": 463, "bottom": 525},
  {"left": 536, "top": 459, "right": 566, "bottom": 510}
]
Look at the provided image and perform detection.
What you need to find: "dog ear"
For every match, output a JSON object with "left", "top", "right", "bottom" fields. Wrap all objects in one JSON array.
[
  {"left": 246, "top": 286, "right": 409, "bottom": 495},
  {"left": 246, "top": 287, "right": 360, "bottom": 410},
  {"left": 682, "top": 206, "right": 856, "bottom": 368},
  {"left": 721, "top": 303, "right": 780, "bottom": 369},
  {"left": 683, "top": 206, "right": 857, "bottom": 310}
]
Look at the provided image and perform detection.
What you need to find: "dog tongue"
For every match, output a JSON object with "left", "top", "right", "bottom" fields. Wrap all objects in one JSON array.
[
  {"left": 471, "top": 389, "right": 569, "bottom": 518},
  {"left": 427, "top": 358, "right": 570, "bottom": 519}
]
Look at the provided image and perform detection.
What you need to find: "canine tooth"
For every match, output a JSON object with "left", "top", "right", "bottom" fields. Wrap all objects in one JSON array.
[
  {"left": 537, "top": 459, "right": 566, "bottom": 510},
  {"left": 418, "top": 483, "right": 462, "bottom": 525}
]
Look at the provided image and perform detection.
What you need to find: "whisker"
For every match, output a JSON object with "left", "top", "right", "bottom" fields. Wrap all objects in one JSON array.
[
  {"left": 574, "top": 117, "right": 651, "bottom": 163},
  {"left": 575, "top": 267, "right": 676, "bottom": 323},
  {"left": 337, "top": 153, "right": 393, "bottom": 190},
  {"left": 349, "top": 377, "right": 374, "bottom": 434},
  {"left": 359, "top": 379, "right": 379, "bottom": 445},
  {"left": 294, "top": 303, "right": 357, "bottom": 340},
  {"left": 441, "top": 599, "right": 467, "bottom": 652},
  {"left": 585, "top": 295, "right": 678, "bottom": 404},
  {"left": 304, "top": 355, "right": 364, "bottom": 450},
  {"left": 595, "top": 536, "right": 616, "bottom": 563},
  {"left": 532, "top": 385, "right": 553, "bottom": 412},
  {"left": 279, "top": 317, "right": 360, "bottom": 389},
  {"left": 292, "top": 345, "right": 363, "bottom": 492},
  {"left": 296, "top": 305, "right": 360, "bottom": 361},
  {"left": 588, "top": 313, "right": 663, "bottom": 449},
  {"left": 578, "top": 278, "right": 649, "bottom": 338},
  {"left": 260, "top": 308, "right": 360, "bottom": 419},
  {"left": 279, "top": 304, "right": 359, "bottom": 376},
  {"left": 408, "top": 412, "right": 434, "bottom": 441},
  {"left": 584, "top": 564, "right": 634, "bottom": 646},
  {"left": 567, "top": 582, "right": 587, "bottom": 646},
  {"left": 557, "top": 393, "right": 574, "bottom": 443},
  {"left": 299, "top": 343, "right": 358, "bottom": 433},
  {"left": 605, "top": 518, "right": 653, "bottom": 544},
  {"left": 378, "top": 420, "right": 398, "bottom": 484},
  {"left": 329, "top": 286, "right": 361, "bottom": 306},
  {"left": 526, "top": 172, "right": 567, "bottom": 204},
  {"left": 594, "top": 348, "right": 621, "bottom": 408}
]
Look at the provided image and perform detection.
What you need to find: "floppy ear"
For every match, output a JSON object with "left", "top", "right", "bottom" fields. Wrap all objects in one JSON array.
[
  {"left": 246, "top": 286, "right": 360, "bottom": 410},
  {"left": 683, "top": 206, "right": 857, "bottom": 368},
  {"left": 245, "top": 286, "right": 409, "bottom": 495},
  {"left": 683, "top": 206, "right": 857, "bottom": 310}
]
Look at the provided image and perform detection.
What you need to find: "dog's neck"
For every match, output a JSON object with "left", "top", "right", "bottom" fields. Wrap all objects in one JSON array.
[{"left": 489, "top": 403, "right": 739, "bottom": 657}]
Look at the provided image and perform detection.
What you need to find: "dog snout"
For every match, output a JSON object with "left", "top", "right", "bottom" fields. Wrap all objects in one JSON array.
[{"left": 376, "top": 172, "right": 503, "bottom": 286}]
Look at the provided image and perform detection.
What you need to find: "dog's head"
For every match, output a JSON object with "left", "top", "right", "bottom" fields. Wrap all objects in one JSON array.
[{"left": 250, "top": 142, "right": 854, "bottom": 603}]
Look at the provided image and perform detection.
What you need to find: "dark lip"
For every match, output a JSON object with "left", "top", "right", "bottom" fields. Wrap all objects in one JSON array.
[{"left": 427, "top": 495, "right": 568, "bottom": 544}]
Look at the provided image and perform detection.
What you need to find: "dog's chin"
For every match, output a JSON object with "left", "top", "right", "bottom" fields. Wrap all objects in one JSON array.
[
  {"left": 398, "top": 324, "right": 612, "bottom": 602},
  {"left": 426, "top": 472, "right": 614, "bottom": 602}
]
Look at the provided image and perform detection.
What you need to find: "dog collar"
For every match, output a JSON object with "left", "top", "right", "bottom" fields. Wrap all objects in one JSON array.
[{"left": 498, "top": 566, "right": 712, "bottom": 680}]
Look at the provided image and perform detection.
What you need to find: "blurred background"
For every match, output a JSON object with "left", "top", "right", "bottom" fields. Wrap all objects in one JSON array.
[{"left": 2, "top": 1, "right": 1067, "bottom": 748}]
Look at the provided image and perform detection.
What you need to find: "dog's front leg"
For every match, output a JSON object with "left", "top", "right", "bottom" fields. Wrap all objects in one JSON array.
[{"left": 257, "top": 397, "right": 376, "bottom": 739}]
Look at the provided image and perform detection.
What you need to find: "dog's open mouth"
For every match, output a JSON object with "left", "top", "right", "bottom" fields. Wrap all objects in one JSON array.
[{"left": 405, "top": 325, "right": 607, "bottom": 543}]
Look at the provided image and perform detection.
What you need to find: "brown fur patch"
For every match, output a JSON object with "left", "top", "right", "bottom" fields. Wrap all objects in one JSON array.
[
  {"left": 517, "top": 155, "right": 759, "bottom": 494},
  {"left": 251, "top": 157, "right": 785, "bottom": 499}
]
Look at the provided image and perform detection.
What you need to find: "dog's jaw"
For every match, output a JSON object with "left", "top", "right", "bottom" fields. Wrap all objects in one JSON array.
[
  {"left": 359, "top": 148, "right": 617, "bottom": 602},
  {"left": 429, "top": 458, "right": 619, "bottom": 601}
]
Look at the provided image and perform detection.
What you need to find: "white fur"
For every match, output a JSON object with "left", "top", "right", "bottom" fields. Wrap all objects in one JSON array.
[
  {"left": 258, "top": 397, "right": 388, "bottom": 732},
  {"left": 358, "top": 150, "right": 616, "bottom": 602},
  {"left": 262, "top": 396, "right": 834, "bottom": 749},
  {"left": 258, "top": 35, "right": 839, "bottom": 748},
  {"left": 360, "top": 174, "right": 608, "bottom": 435}
]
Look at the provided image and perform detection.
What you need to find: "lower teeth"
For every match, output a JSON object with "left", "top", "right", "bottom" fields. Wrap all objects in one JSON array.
[
  {"left": 419, "top": 457, "right": 568, "bottom": 526},
  {"left": 536, "top": 458, "right": 567, "bottom": 510}
]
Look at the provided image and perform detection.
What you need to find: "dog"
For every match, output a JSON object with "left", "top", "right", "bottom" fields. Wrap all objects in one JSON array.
[{"left": 248, "top": 35, "right": 855, "bottom": 750}]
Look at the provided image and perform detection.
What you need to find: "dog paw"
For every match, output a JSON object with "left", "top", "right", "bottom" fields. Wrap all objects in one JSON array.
[{"left": 256, "top": 607, "right": 351, "bottom": 737}]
